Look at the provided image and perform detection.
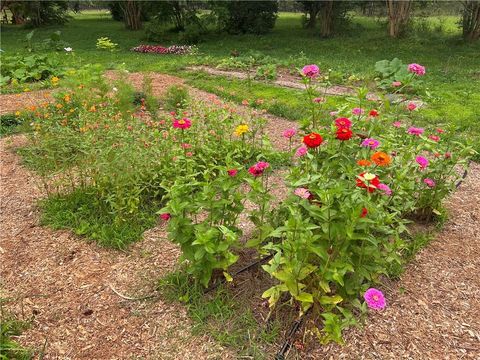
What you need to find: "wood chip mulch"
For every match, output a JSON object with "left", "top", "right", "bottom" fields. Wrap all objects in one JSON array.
[{"left": 1, "top": 73, "right": 479, "bottom": 359}]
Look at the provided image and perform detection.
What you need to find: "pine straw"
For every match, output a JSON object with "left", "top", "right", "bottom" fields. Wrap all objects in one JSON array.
[{"left": 1, "top": 72, "right": 479, "bottom": 359}]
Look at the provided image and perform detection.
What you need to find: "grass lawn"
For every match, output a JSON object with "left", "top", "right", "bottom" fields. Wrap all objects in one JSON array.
[{"left": 1, "top": 11, "right": 479, "bottom": 156}]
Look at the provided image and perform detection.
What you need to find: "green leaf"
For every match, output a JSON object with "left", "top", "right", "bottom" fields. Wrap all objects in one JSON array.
[{"left": 319, "top": 295, "right": 343, "bottom": 305}]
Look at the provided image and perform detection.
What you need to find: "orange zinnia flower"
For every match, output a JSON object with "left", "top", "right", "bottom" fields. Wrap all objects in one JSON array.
[
  {"left": 357, "top": 159, "right": 372, "bottom": 167},
  {"left": 371, "top": 152, "right": 391, "bottom": 166}
]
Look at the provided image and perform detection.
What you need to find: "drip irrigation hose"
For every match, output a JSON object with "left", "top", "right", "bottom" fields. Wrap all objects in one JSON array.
[
  {"left": 204, "top": 253, "right": 274, "bottom": 294},
  {"left": 275, "top": 310, "right": 310, "bottom": 360}
]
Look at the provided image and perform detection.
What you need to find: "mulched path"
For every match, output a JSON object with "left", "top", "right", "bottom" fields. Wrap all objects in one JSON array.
[{"left": 1, "top": 72, "right": 479, "bottom": 359}]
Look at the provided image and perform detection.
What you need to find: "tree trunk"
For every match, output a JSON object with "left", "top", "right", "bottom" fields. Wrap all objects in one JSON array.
[
  {"left": 306, "top": 7, "right": 319, "bottom": 28},
  {"left": 318, "top": 1, "right": 334, "bottom": 37},
  {"left": 386, "top": 0, "right": 412, "bottom": 38},
  {"left": 462, "top": 1, "right": 480, "bottom": 41},
  {"left": 120, "top": 0, "right": 142, "bottom": 30}
]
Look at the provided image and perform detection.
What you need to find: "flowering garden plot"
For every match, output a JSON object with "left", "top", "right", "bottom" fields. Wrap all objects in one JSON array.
[
  {"left": 16, "top": 62, "right": 474, "bottom": 345},
  {"left": 130, "top": 44, "right": 196, "bottom": 55}
]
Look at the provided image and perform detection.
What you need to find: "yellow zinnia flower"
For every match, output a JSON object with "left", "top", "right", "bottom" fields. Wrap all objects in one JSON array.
[{"left": 234, "top": 124, "right": 249, "bottom": 137}]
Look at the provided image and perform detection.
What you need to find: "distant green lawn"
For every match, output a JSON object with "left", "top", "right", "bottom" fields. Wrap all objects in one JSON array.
[{"left": 1, "top": 11, "right": 479, "bottom": 155}]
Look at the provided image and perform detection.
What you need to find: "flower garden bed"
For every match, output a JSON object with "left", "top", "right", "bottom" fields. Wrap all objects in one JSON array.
[{"left": 10, "top": 62, "right": 475, "bottom": 351}]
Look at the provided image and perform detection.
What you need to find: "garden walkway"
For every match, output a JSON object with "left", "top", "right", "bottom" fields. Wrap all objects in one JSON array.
[{"left": 1, "top": 73, "right": 479, "bottom": 359}]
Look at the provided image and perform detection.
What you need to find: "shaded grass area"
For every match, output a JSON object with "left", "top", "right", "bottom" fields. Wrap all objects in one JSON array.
[
  {"left": 39, "top": 188, "right": 159, "bottom": 249},
  {"left": 158, "top": 270, "right": 281, "bottom": 359},
  {"left": 0, "top": 114, "right": 28, "bottom": 137}
]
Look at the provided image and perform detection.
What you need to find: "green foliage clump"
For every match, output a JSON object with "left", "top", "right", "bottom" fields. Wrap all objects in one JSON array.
[
  {"left": 163, "top": 84, "right": 190, "bottom": 112},
  {"left": 96, "top": 37, "right": 118, "bottom": 51},
  {"left": 0, "top": 53, "right": 63, "bottom": 86}
]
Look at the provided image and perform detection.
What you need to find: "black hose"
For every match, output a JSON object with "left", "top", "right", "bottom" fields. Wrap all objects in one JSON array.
[
  {"left": 455, "top": 160, "right": 471, "bottom": 189},
  {"left": 204, "top": 253, "right": 273, "bottom": 294},
  {"left": 275, "top": 309, "right": 310, "bottom": 360}
]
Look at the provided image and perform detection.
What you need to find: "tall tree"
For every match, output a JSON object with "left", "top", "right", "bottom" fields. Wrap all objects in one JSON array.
[
  {"left": 119, "top": 0, "right": 142, "bottom": 30},
  {"left": 462, "top": 0, "right": 480, "bottom": 41},
  {"left": 386, "top": 0, "right": 412, "bottom": 38},
  {"left": 298, "top": 0, "right": 322, "bottom": 28}
]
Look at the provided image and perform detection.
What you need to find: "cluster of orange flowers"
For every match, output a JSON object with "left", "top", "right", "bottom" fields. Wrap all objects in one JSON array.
[{"left": 357, "top": 151, "right": 392, "bottom": 167}]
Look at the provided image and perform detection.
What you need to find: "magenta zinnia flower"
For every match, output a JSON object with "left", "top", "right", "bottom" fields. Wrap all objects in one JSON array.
[
  {"left": 416, "top": 156, "right": 429, "bottom": 169},
  {"left": 407, "top": 102, "right": 417, "bottom": 111},
  {"left": 294, "top": 187, "right": 311, "bottom": 199},
  {"left": 301, "top": 64, "right": 320, "bottom": 78},
  {"left": 408, "top": 63, "right": 426, "bottom": 76},
  {"left": 227, "top": 169, "right": 238, "bottom": 177},
  {"left": 173, "top": 118, "right": 192, "bottom": 129},
  {"left": 364, "top": 288, "right": 386, "bottom": 310},
  {"left": 283, "top": 128, "right": 297, "bottom": 138},
  {"left": 295, "top": 146, "right": 307, "bottom": 157},
  {"left": 248, "top": 161, "right": 270, "bottom": 177},
  {"left": 408, "top": 127, "right": 424, "bottom": 136},
  {"left": 160, "top": 213, "right": 171, "bottom": 221},
  {"left": 361, "top": 138, "right": 380, "bottom": 149},
  {"left": 377, "top": 183, "right": 392, "bottom": 196},
  {"left": 352, "top": 107, "right": 364, "bottom": 116},
  {"left": 424, "top": 178, "right": 436, "bottom": 187},
  {"left": 313, "top": 97, "right": 325, "bottom": 103}
]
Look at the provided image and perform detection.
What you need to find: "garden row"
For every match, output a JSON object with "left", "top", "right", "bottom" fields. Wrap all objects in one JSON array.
[{"left": 13, "top": 62, "right": 474, "bottom": 344}]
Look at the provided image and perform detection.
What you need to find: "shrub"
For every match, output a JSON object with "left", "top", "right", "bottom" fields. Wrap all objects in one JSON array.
[
  {"left": 214, "top": 0, "right": 278, "bottom": 35},
  {"left": 0, "top": 53, "right": 64, "bottom": 86},
  {"left": 96, "top": 37, "right": 118, "bottom": 51}
]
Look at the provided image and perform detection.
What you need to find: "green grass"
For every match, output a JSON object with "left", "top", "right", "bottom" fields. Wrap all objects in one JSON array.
[
  {"left": 39, "top": 188, "right": 159, "bottom": 249},
  {"left": 159, "top": 271, "right": 280, "bottom": 358},
  {"left": 0, "top": 301, "right": 32, "bottom": 360},
  {"left": 1, "top": 11, "right": 478, "bottom": 155}
]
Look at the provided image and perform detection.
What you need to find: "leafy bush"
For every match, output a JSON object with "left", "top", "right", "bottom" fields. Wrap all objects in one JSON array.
[
  {"left": 214, "top": 0, "right": 278, "bottom": 35},
  {"left": 96, "top": 37, "right": 118, "bottom": 51},
  {"left": 0, "top": 53, "right": 64, "bottom": 86},
  {"left": 375, "top": 58, "right": 424, "bottom": 92}
]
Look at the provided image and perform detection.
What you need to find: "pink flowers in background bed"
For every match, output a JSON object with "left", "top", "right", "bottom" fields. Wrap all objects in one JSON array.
[
  {"left": 364, "top": 288, "right": 386, "bottom": 310},
  {"left": 131, "top": 44, "right": 195, "bottom": 55},
  {"left": 408, "top": 63, "right": 426, "bottom": 76},
  {"left": 301, "top": 64, "right": 319, "bottom": 78}
]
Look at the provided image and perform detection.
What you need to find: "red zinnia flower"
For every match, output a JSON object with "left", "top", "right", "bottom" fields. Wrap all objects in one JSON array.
[
  {"left": 336, "top": 127, "right": 353, "bottom": 140},
  {"left": 303, "top": 133, "right": 323, "bottom": 148},
  {"left": 356, "top": 172, "right": 380, "bottom": 193},
  {"left": 360, "top": 207, "right": 368, "bottom": 218},
  {"left": 369, "top": 109, "right": 379, "bottom": 117},
  {"left": 160, "top": 213, "right": 171, "bottom": 221}
]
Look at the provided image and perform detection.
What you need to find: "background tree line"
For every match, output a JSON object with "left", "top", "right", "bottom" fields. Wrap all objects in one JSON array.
[{"left": 1, "top": 0, "right": 479, "bottom": 41}]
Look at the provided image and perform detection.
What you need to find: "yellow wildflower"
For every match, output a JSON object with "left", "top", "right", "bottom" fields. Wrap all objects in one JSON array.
[{"left": 234, "top": 124, "right": 249, "bottom": 137}]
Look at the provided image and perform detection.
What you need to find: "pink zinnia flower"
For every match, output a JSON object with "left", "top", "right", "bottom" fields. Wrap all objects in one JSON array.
[
  {"left": 408, "top": 63, "right": 426, "bottom": 76},
  {"left": 429, "top": 135, "right": 440, "bottom": 142},
  {"left": 416, "top": 156, "right": 429, "bottom": 169},
  {"left": 313, "top": 97, "right": 325, "bottom": 103},
  {"left": 392, "top": 121, "right": 402, "bottom": 128},
  {"left": 227, "top": 169, "right": 238, "bottom": 177},
  {"left": 301, "top": 64, "right": 319, "bottom": 78},
  {"left": 185, "top": 152, "right": 193, "bottom": 157},
  {"left": 335, "top": 117, "right": 352, "bottom": 128},
  {"left": 283, "top": 128, "right": 297, "bottom": 138},
  {"left": 436, "top": 128, "right": 445, "bottom": 133},
  {"left": 352, "top": 107, "right": 364, "bottom": 116},
  {"left": 424, "top": 178, "right": 436, "bottom": 187},
  {"left": 445, "top": 152, "right": 452, "bottom": 159},
  {"left": 181, "top": 143, "right": 192, "bottom": 149},
  {"left": 408, "top": 127, "right": 424, "bottom": 136},
  {"left": 295, "top": 146, "right": 307, "bottom": 157},
  {"left": 173, "top": 118, "right": 192, "bottom": 129},
  {"left": 364, "top": 288, "right": 386, "bottom": 310},
  {"left": 377, "top": 183, "right": 392, "bottom": 196},
  {"left": 160, "top": 213, "right": 171, "bottom": 221},
  {"left": 294, "top": 187, "right": 311, "bottom": 199},
  {"left": 248, "top": 161, "right": 270, "bottom": 177},
  {"left": 361, "top": 138, "right": 380, "bottom": 149},
  {"left": 407, "top": 102, "right": 417, "bottom": 111},
  {"left": 392, "top": 81, "right": 402, "bottom": 87},
  {"left": 329, "top": 111, "right": 339, "bottom": 117}
]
